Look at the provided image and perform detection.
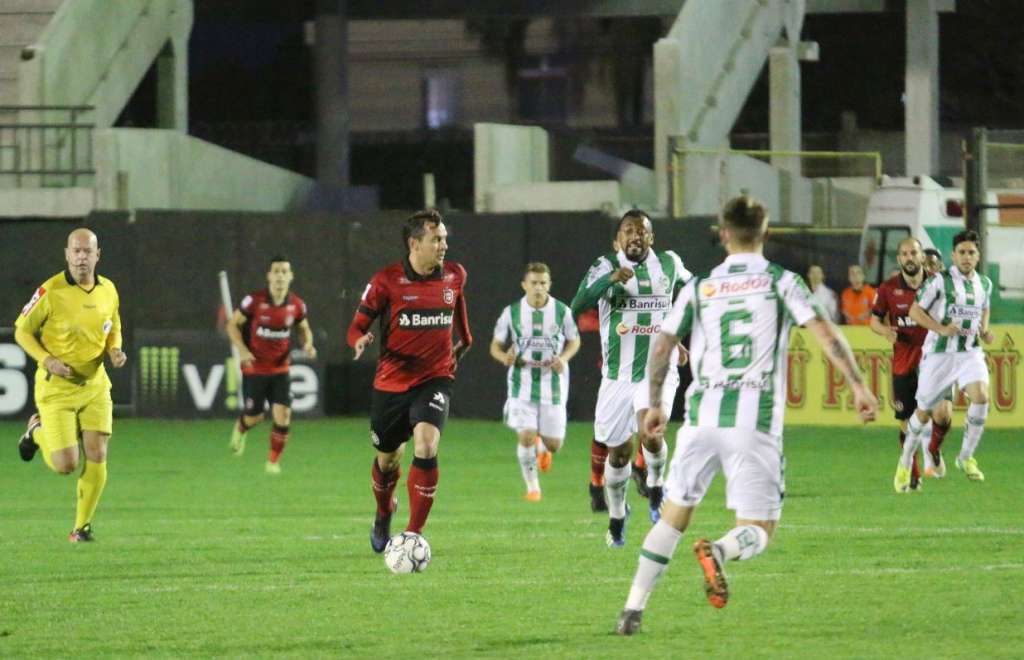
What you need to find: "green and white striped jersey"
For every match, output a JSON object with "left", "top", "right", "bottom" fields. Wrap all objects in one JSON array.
[
  {"left": 661, "top": 253, "right": 822, "bottom": 436},
  {"left": 916, "top": 267, "right": 992, "bottom": 354},
  {"left": 493, "top": 295, "right": 578, "bottom": 405},
  {"left": 571, "top": 249, "right": 691, "bottom": 382}
]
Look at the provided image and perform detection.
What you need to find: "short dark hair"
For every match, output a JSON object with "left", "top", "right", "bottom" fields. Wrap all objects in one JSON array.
[
  {"left": 403, "top": 209, "right": 443, "bottom": 251},
  {"left": 923, "top": 247, "right": 942, "bottom": 259},
  {"left": 268, "top": 255, "right": 290, "bottom": 269},
  {"left": 953, "top": 229, "right": 980, "bottom": 249},
  {"left": 522, "top": 262, "right": 550, "bottom": 279},
  {"left": 721, "top": 195, "right": 768, "bottom": 244},
  {"left": 617, "top": 209, "right": 652, "bottom": 233}
]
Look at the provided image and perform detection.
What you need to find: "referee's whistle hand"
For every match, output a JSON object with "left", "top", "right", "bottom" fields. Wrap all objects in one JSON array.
[{"left": 108, "top": 348, "right": 127, "bottom": 368}]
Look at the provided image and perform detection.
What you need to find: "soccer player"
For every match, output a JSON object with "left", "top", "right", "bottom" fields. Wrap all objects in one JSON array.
[
  {"left": 870, "top": 237, "right": 928, "bottom": 490},
  {"left": 226, "top": 255, "right": 316, "bottom": 474},
  {"left": 348, "top": 209, "right": 472, "bottom": 553},
  {"left": 490, "top": 262, "right": 580, "bottom": 501},
  {"left": 916, "top": 248, "right": 956, "bottom": 477},
  {"left": 15, "top": 228, "right": 127, "bottom": 542},
  {"left": 615, "top": 196, "right": 877, "bottom": 635},
  {"left": 901, "top": 230, "right": 994, "bottom": 485},
  {"left": 571, "top": 209, "right": 692, "bottom": 545}
]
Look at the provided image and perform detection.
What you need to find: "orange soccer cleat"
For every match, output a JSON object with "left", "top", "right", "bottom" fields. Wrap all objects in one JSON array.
[
  {"left": 693, "top": 539, "right": 729, "bottom": 609},
  {"left": 535, "top": 437, "right": 552, "bottom": 472}
]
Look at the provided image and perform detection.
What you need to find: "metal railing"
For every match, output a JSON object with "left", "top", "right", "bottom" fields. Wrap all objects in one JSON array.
[{"left": 0, "top": 106, "right": 95, "bottom": 187}]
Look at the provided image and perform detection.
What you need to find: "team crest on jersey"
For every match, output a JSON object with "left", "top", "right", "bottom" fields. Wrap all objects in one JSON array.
[
  {"left": 659, "top": 276, "right": 670, "bottom": 291},
  {"left": 21, "top": 286, "right": 45, "bottom": 316},
  {"left": 102, "top": 319, "right": 113, "bottom": 334},
  {"left": 443, "top": 288, "right": 455, "bottom": 305},
  {"left": 701, "top": 282, "right": 718, "bottom": 298}
]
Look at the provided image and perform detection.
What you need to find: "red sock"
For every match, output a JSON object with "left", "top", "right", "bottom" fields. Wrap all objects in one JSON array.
[
  {"left": 634, "top": 444, "right": 646, "bottom": 469},
  {"left": 268, "top": 424, "right": 288, "bottom": 463},
  {"left": 406, "top": 456, "right": 438, "bottom": 534},
  {"left": 237, "top": 417, "right": 253, "bottom": 433},
  {"left": 929, "top": 421, "right": 950, "bottom": 455},
  {"left": 899, "top": 431, "right": 920, "bottom": 481},
  {"left": 590, "top": 439, "right": 608, "bottom": 486},
  {"left": 371, "top": 460, "right": 401, "bottom": 517}
]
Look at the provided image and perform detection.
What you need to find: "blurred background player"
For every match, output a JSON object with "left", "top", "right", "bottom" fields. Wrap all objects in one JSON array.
[
  {"left": 226, "top": 255, "right": 316, "bottom": 474},
  {"left": 348, "top": 209, "right": 472, "bottom": 553},
  {"left": 490, "top": 262, "right": 580, "bottom": 501},
  {"left": 903, "top": 230, "right": 994, "bottom": 486},
  {"left": 870, "top": 237, "right": 928, "bottom": 491},
  {"left": 841, "top": 264, "right": 876, "bottom": 325},
  {"left": 806, "top": 264, "right": 839, "bottom": 322},
  {"left": 15, "top": 228, "right": 127, "bottom": 542},
  {"left": 571, "top": 209, "right": 692, "bottom": 547},
  {"left": 917, "top": 247, "right": 955, "bottom": 477},
  {"left": 616, "top": 195, "right": 877, "bottom": 635}
]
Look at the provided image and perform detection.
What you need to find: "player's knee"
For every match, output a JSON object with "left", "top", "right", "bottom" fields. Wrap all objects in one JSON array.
[
  {"left": 243, "top": 413, "right": 264, "bottom": 427},
  {"left": 971, "top": 391, "right": 988, "bottom": 406},
  {"left": 51, "top": 455, "right": 78, "bottom": 475},
  {"left": 542, "top": 437, "right": 563, "bottom": 453},
  {"left": 377, "top": 453, "right": 401, "bottom": 473}
]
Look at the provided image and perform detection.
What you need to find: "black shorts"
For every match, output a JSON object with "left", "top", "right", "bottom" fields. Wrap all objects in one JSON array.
[
  {"left": 242, "top": 373, "right": 292, "bottom": 416},
  {"left": 892, "top": 371, "right": 918, "bottom": 420},
  {"left": 370, "top": 377, "right": 453, "bottom": 453}
]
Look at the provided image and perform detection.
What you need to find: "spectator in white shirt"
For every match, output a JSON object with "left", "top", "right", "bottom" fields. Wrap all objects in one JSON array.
[{"left": 807, "top": 264, "right": 839, "bottom": 322}]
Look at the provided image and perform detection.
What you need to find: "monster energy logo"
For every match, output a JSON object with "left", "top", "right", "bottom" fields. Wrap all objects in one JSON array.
[{"left": 140, "top": 346, "right": 180, "bottom": 405}]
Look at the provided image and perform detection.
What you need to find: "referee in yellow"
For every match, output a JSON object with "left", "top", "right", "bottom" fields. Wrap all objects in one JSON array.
[{"left": 14, "top": 228, "right": 126, "bottom": 542}]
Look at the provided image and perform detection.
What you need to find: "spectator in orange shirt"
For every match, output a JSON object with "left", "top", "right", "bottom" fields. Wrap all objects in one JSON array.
[{"left": 841, "top": 264, "right": 876, "bottom": 325}]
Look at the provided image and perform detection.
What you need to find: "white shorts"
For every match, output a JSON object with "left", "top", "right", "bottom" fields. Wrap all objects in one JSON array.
[
  {"left": 503, "top": 398, "right": 567, "bottom": 439},
  {"left": 664, "top": 425, "right": 784, "bottom": 521},
  {"left": 916, "top": 351, "right": 989, "bottom": 410},
  {"left": 593, "top": 371, "right": 679, "bottom": 447}
]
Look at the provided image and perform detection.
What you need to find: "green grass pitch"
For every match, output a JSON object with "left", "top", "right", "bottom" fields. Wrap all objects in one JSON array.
[{"left": 1, "top": 418, "right": 1021, "bottom": 658}]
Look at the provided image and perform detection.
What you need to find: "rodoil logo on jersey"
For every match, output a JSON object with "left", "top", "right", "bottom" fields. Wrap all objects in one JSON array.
[
  {"left": 616, "top": 322, "right": 661, "bottom": 336},
  {"left": 702, "top": 275, "right": 772, "bottom": 298},
  {"left": 397, "top": 309, "right": 453, "bottom": 329}
]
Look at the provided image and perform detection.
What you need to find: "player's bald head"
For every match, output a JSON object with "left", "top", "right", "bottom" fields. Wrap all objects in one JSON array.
[
  {"left": 67, "top": 228, "right": 98, "bottom": 248},
  {"left": 897, "top": 236, "right": 922, "bottom": 252}
]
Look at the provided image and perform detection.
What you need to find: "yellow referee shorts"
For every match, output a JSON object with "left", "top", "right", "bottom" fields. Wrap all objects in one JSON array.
[{"left": 33, "top": 370, "right": 113, "bottom": 454}]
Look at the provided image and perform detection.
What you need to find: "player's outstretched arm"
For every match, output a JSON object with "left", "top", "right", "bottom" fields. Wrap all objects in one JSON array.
[
  {"left": 642, "top": 331, "right": 675, "bottom": 437},
  {"left": 806, "top": 318, "right": 878, "bottom": 422}
]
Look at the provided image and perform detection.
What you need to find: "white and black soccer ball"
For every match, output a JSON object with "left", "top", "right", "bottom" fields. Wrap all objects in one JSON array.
[{"left": 383, "top": 532, "right": 431, "bottom": 574}]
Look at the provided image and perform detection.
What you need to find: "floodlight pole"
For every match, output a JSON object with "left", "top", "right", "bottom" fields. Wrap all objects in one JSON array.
[{"left": 963, "top": 126, "right": 987, "bottom": 274}]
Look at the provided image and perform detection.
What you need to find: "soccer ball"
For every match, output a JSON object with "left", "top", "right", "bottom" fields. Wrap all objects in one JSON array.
[{"left": 383, "top": 532, "right": 431, "bottom": 574}]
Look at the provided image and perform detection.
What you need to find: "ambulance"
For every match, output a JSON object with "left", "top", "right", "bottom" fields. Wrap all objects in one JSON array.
[{"left": 859, "top": 175, "right": 1024, "bottom": 321}]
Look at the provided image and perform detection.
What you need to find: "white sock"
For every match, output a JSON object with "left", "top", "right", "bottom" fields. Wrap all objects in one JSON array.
[
  {"left": 959, "top": 402, "right": 988, "bottom": 461},
  {"left": 604, "top": 461, "right": 631, "bottom": 519},
  {"left": 624, "top": 520, "right": 682, "bottom": 610},
  {"left": 716, "top": 525, "right": 769, "bottom": 561},
  {"left": 899, "top": 431, "right": 920, "bottom": 469},
  {"left": 516, "top": 443, "right": 540, "bottom": 492},
  {"left": 642, "top": 443, "right": 668, "bottom": 488}
]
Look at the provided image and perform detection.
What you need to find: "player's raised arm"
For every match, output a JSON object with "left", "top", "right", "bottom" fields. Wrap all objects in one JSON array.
[{"left": 570, "top": 257, "right": 617, "bottom": 316}]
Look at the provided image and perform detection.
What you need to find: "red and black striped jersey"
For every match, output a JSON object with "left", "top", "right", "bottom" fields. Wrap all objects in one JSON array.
[
  {"left": 348, "top": 258, "right": 472, "bottom": 392},
  {"left": 871, "top": 274, "right": 926, "bottom": 375},
  {"left": 239, "top": 289, "right": 307, "bottom": 375}
]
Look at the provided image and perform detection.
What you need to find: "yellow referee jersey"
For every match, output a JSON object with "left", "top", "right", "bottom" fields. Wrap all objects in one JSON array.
[{"left": 14, "top": 270, "right": 122, "bottom": 385}]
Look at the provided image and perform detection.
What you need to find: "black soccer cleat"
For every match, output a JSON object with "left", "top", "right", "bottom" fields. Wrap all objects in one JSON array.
[
  {"left": 615, "top": 608, "right": 643, "bottom": 636},
  {"left": 631, "top": 462, "right": 650, "bottom": 498},
  {"left": 648, "top": 486, "right": 664, "bottom": 523},
  {"left": 589, "top": 483, "right": 607, "bottom": 512},
  {"left": 370, "top": 498, "right": 398, "bottom": 553},
  {"left": 68, "top": 523, "right": 95, "bottom": 543},
  {"left": 19, "top": 413, "right": 40, "bottom": 462},
  {"left": 606, "top": 504, "right": 631, "bottom": 548}
]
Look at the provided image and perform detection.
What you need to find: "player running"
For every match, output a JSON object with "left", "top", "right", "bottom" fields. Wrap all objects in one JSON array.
[
  {"left": 571, "top": 209, "right": 692, "bottom": 545},
  {"left": 15, "top": 228, "right": 128, "bottom": 542},
  {"left": 615, "top": 195, "right": 877, "bottom": 635},
  {"left": 226, "top": 255, "right": 316, "bottom": 474},
  {"left": 348, "top": 209, "right": 473, "bottom": 553},
  {"left": 490, "top": 262, "right": 580, "bottom": 501},
  {"left": 901, "top": 230, "right": 994, "bottom": 485}
]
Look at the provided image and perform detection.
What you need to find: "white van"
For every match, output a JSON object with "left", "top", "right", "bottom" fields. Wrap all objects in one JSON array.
[{"left": 859, "top": 175, "right": 1024, "bottom": 320}]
